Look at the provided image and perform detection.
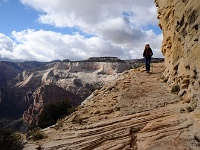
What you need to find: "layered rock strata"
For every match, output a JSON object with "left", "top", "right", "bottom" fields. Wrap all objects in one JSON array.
[
  {"left": 20, "top": 60, "right": 133, "bottom": 124},
  {"left": 155, "top": 0, "right": 200, "bottom": 104}
]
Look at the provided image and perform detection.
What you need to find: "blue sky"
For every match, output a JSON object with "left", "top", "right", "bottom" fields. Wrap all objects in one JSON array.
[
  {"left": 0, "top": 0, "right": 77, "bottom": 35},
  {"left": 0, "top": 0, "right": 163, "bottom": 62},
  {"left": 0, "top": 0, "right": 37, "bottom": 35}
]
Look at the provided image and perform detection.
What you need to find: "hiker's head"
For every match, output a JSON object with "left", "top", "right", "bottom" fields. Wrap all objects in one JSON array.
[{"left": 145, "top": 44, "right": 150, "bottom": 49}]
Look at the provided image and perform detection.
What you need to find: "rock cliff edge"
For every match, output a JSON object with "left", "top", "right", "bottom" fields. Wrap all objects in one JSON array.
[{"left": 155, "top": 0, "right": 200, "bottom": 104}]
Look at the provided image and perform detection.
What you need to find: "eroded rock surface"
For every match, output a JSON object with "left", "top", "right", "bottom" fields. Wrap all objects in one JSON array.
[
  {"left": 24, "top": 63, "right": 200, "bottom": 150},
  {"left": 155, "top": 0, "right": 200, "bottom": 104}
]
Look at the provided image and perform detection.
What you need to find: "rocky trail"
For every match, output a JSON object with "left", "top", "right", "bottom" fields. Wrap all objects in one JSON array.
[{"left": 24, "top": 62, "right": 200, "bottom": 150}]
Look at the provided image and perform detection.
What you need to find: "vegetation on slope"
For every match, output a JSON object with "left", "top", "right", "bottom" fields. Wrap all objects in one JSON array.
[
  {"left": 38, "top": 100, "right": 73, "bottom": 129},
  {"left": 0, "top": 129, "right": 23, "bottom": 150}
]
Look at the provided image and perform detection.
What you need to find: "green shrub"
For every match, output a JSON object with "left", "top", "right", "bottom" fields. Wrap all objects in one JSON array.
[
  {"left": 31, "top": 131, "right": 45, "bottom": 141},
  {"left": 54, "top": 119, "right": 64, "bottom": 130},
  {"left": 27, "top": 129, "right": 45, "bottom": 141},
  {"left": 28, "top": 121, "right": 37, "bottom": 131},
  {"left": 38, "top": 100, "right": 72, "bottom": 129},
  {"left": 0, "top": 129, "right": 23, "bottom": 150}
]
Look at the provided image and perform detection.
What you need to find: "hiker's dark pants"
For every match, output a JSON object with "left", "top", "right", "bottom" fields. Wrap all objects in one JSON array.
[{"left": 145, "top": 57, "right": 151, "bottom": 72}]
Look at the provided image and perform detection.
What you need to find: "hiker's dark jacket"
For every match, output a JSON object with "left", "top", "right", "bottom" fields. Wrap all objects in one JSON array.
[{"left": 143, "top": 48, "right": 153, "bottom": 58}]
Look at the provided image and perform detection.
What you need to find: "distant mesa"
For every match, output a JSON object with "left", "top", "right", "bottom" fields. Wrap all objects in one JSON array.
[
  {"left": 86, "top": 57, "right": 122, "bottom": 62},
  {"left": 62, "top": 59, "right": 71, "bottom": 62},
  {"left": 62, "top": 57, "right": 123, "bottom": 63},
  {"left": 50, "top": 60, "right": 62, "bottom": 63}
]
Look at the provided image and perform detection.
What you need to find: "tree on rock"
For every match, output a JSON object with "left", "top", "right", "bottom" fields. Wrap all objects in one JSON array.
[{"left": 38, "top": 100, "right": 73, "bottom": 128}]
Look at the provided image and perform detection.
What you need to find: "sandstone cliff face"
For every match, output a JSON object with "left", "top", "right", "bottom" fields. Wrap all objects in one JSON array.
[
  {"left": 155, "top": 0, "right": 200, "bottom": 104},
  {"left": 0, "top": 61, "right": 49, "bottom": 86},
  {"left": 17, "top": 61, "right": 132, "bottom": 87},
  {"left": 23, "top": 85, "right": 80, "bottom": 124},
  {"left": 0, "top": 61, "right": 52, "bottom": 119}
]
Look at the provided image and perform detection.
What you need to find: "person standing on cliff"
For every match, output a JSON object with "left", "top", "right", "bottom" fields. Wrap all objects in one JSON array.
[{"left": 143, "top": 44, "right": 153, "bottom": 73}]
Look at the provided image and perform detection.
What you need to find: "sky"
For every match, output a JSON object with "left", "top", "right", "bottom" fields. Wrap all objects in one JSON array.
[{"left": 0, "top": 0, "right": 163, "bottom": 62}]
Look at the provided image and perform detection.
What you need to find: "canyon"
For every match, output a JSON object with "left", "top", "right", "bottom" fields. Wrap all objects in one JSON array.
[
  {"left": 23, "top": 0, "right": 200, "bottom": 149},
  {"left": 1, "top": 57, "right": 149, "bottom": 127}
]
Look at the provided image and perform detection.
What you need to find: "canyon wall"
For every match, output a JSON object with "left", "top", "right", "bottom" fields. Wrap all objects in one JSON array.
[
  {"left": 0, "top": 61, "right": 49, "bottom": 85},
  {"left": 21, "top": 60, "right": 133, "bottom": 124},
  {"left": 0, "top": 58, "right": 162, "bottom": 125},
  {"left": 0, "top": 58, "right": 137, "bottom": 123},
  {"left": 155, "top": 0, "right": 200, "bottom": 105}
]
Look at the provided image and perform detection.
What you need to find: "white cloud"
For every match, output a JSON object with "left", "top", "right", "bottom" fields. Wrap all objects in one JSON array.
[
  {"left": 0, "top": 0, "right": 163, "bottom": 61},
  {"left": 20, "top": 0, "right": 158, "bottom": 28},
  {"left": 0, "top": 33, "right": 15, "bottom": 51},
  {"left": 0, "top": 30, "right": 131, "bottom": 61},
  {"left": 0, "top": 29, "right": 162, "bottom": 61}
]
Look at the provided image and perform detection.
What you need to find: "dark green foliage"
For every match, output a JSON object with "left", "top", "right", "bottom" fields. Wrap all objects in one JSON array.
[
  {"left": 0, "top": 129, "right": 23, "bottom": 150},
  {"left": 38, "top": 100, "right": 72, "bottom": 129},
  {"left": 27, "top": 129, "right": 45, "bottom": 141},
  {"left": 28, "top": 121, "right": 37, "bottom": 131}
]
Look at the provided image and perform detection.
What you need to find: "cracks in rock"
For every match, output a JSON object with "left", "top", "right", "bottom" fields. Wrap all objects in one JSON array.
[{"left": 129, "top": 127, "right": 139, "bottom": 149}]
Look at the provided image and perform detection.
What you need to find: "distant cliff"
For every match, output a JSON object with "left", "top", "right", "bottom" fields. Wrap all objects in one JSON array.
[
  {"left": 0, "top": 61, "right": 49, "bottom": 87},
  {"left": 21, "top": 59, "right": 133, "bottom": 124},
  {"left": 0, "top": 61, "right": 51, "bottom": 119},
  {"left": 155, "top": 0, "right": 200, "bottom": 104},
  {"left": 0, "top": 57, "right": 142, "bottom": 123}
]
